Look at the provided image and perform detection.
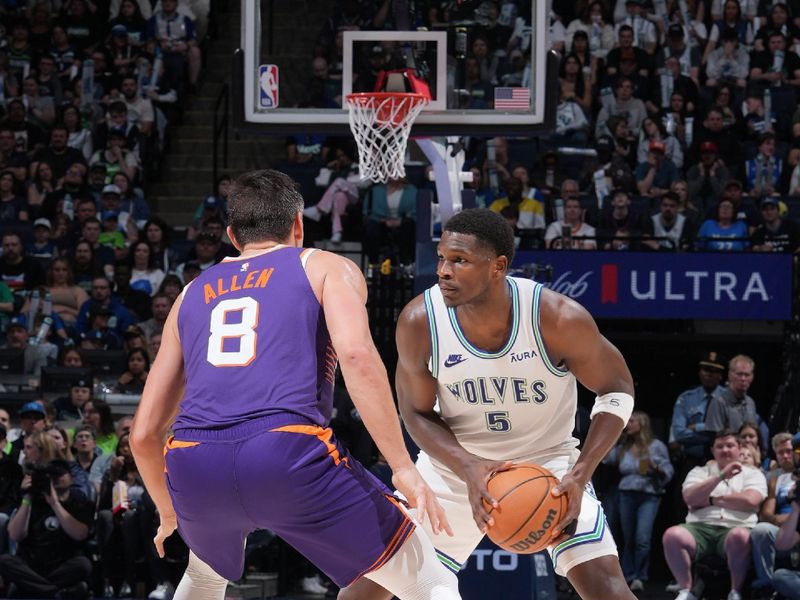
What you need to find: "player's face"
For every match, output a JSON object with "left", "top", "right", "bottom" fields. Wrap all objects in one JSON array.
[{"left": 436, "top": 231, "right": 503, "bottom": 307}]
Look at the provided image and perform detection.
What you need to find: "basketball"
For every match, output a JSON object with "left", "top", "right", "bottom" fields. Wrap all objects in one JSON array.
[{"left": 483, "top": 464, "right": 567, "bottom": 554}]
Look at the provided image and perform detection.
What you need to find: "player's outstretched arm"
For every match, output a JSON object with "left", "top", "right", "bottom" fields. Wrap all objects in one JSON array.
[
  {"left": 396, "top": 297, "right": 511, "bottom": 533},
  {"left": 539, "top": 289, "right": 634, "bottom": 542},
  {"left": 130, "top": 293, "right": 186, "bottom": 556},
  {"left": 311, "top": 252, "right": 450, "bottom": 535}
]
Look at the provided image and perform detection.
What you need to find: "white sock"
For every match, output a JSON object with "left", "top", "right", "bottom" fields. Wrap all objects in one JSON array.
[{"left": 173, "top": 551, "right": 229, "bottom": 600}]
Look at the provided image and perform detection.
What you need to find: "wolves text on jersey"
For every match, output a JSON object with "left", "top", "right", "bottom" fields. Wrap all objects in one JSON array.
[{"left": 444, "top": 377, "right": 548, "bottom": 405}]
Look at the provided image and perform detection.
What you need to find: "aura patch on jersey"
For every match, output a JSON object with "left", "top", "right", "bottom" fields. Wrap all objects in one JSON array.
[{"left": 444, "top": 377, "right": 548, "bottom": 405}]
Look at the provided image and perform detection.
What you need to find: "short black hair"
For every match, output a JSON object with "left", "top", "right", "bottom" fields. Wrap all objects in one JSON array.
[
  {"left": 443, "top": 209, "right": 515, "bottom": 264},
  {"left": 713, "top": 428, "right": 739, "bottom": 443},
  {"left": 227, "top": 170, "right": 304, "bottom": 245}
]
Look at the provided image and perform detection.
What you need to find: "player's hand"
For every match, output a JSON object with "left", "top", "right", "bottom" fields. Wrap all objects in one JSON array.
[
  {"left": 459, "top": 458, "right": 513, "bottom": 534},
  {"left": 720, "top": 461, "right": 742, "bottom": 480},
  {"left": 550, "top": 472, "right": 583, "bottom": 545},
  {"left": 153, "top": 512, "right": 178, "bottom": 558},
  {"left": 392, "top": 465, "right": 453, "bottom": 537}
]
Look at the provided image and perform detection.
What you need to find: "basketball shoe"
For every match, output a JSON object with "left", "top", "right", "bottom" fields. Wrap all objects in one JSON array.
[{"left": 301, "top": 574, "right": 328, "bottom": 595}]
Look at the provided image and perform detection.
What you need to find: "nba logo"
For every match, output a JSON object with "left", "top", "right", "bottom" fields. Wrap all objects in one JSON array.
[{"left": 259, "top": 64, "right": 279, "bottom": 109}]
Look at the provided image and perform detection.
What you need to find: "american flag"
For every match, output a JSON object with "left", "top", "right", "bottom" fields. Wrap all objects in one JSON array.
[{"left": 494, "top": 87, "right": 530, "bottom": 110}]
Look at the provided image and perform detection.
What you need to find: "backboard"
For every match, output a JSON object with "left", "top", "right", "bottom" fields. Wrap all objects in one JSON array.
[{"left": 234, "top": 0, "right": 557, "bottom": 137}]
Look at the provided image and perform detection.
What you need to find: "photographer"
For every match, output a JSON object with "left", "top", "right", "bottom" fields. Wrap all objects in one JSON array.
[
  {"left": 774, "top": 493, "right": 800, "bottom": 599},
  {"left": 0, "top": 459, "right": 93, "bottom": 598}
]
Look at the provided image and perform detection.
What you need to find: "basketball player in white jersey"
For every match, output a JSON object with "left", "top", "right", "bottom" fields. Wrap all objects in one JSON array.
[{"left": 340, "top": 209, "right": 637, "bottom": 600}]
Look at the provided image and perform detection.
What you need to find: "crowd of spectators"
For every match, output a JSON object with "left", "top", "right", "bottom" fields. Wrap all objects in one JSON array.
[
  {"left": 597, "top": 352, "right": 800, "bottom": 600},
  {"left": 0, "top": 0, "right": 226, "bottom": 598},
  {"left": 288, "top": 0, "right": 800, "bottom": 254}
]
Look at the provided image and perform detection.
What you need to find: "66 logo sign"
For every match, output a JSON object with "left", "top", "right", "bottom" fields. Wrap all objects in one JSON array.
[{"left": 258, "top": 64, "right": 279, "bottom": 109}]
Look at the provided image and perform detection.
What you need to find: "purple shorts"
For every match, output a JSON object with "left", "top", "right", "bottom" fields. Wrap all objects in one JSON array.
[{"left": 164, "top": 413, "right": 414, "bottom": 586}]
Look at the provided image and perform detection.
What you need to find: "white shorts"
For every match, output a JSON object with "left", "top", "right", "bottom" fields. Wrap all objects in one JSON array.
[{"left": 412, "top": 452, "right": 617, "bottom": 577}]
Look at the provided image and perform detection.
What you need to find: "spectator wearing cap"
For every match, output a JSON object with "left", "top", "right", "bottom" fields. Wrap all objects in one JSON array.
[
  {"left": 109, "top": 23, "right": 138, "bottom": 79},
  {"left": 638, "top": 116, "right": 684, "bottom": 169},
  {"left": 745, "top": 132, "right": 784, "bottom": 197},
  {"left": 89, "top": 125, "right": 139, "bottom": 185},
  {"left": 10, "top": 401, "right": 48, "bottom": 456},
  {"left": 657, "top": 24, "right": 701, "bottom": 84},
  {"left": 1, "top": 231, "right": 45, "bottom": 292},
  {"left": 54, "top": 379, "right": 93, "bottom": 422},
  {"left": 99, "top": 210, "right": 127, "bottom": 254},
  {"left": 670, "top": 353, "right": 726, "bottom": 475},
  {"left": 187, "top": 175, "right": 230, "bottom": 240},
  {"left": 751, "top": 197, "right": 800, "bottom": 252},
  {"left": 635, "top": 140, "right": 680, "bottom": 196},
  {"left": 30, "top": 126, "right": 86, "bottom": 183},
  {"left": 614, "top": 0, "right": 657, "bottom": 54},
  {"left": 689, "top": 107, "right": 742, "bottom": 170},
  {"left": 0, "top": 169, "right": 28, "bottom": 223},
  {"left": 75, "top": 275, "right": 135, "bottom": 336},
  {"left": 197, "top": 215, "right": 235, "bottom": 258},
  {"left": 705, "top": 27, "right": 750, "bottom": 89},
  {"left": 26, "top": 218, "right": 57, "bottom": 264},
  {"left": 686, "top": 141, "right": 730, "bottom": 211},
  {"left": 750, "top": 30, "right": 800, "bottom": 88}
]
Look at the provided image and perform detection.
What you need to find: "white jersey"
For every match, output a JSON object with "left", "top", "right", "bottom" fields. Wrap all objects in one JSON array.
[{"left": 423, "top": 276, "right": 580, "bottom": 466}]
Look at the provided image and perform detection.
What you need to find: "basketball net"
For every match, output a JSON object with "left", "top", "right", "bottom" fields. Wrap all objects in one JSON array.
[{"left": 346, "top": 69, "right": 430, "bottom": 183}]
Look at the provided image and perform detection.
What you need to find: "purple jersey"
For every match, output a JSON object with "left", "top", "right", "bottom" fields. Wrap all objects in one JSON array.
[{"left": 174, "top": 247, "right": 335, "bottom": 431}]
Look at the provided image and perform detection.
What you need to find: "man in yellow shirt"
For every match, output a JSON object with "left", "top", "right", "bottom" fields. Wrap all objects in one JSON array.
[{"left": 488, "top": 176, "right": 546, "bottom": 230}]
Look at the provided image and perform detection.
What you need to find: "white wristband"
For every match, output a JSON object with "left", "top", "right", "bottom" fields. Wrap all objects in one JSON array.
[{"left": 590, "top": 392, "right": 635, "bottom": 423}]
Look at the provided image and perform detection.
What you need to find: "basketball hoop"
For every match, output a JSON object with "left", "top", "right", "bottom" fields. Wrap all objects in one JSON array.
[{"left": 346, "top": 92, "right": 429, "bottom": 183}]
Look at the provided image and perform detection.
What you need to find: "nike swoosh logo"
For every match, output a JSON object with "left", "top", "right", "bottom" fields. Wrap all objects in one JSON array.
[{"left": 444, "top": 357, "right": 468, "bottom": 368}]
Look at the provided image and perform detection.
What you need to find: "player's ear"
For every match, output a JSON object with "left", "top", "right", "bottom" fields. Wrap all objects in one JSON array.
[
  {"left": 292, "top": 211, "right": 304, "bottom": 247},
  {"left": 227, "top": 226, "right": 242, "bottom": 252},
  {"left": 494, "top": 255, "right": 508, "bottom": 277}
]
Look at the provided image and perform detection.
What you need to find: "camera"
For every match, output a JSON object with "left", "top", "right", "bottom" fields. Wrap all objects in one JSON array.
[{"left": 25, "top": 463, "right": 56, "bottom": 498}]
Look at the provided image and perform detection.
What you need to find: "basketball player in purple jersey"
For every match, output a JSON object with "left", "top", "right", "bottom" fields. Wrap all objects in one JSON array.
[{"left": 130, "top": 170, "right": 462, "bottom": 600}]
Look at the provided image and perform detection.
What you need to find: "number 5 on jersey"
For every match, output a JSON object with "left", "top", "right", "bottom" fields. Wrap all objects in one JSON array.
[
  {"left": 207, "top": 297, "right": 259, "bottom": 367},
  {"left": 486, "top": 411, "right": 511, "bottom": 432}
]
